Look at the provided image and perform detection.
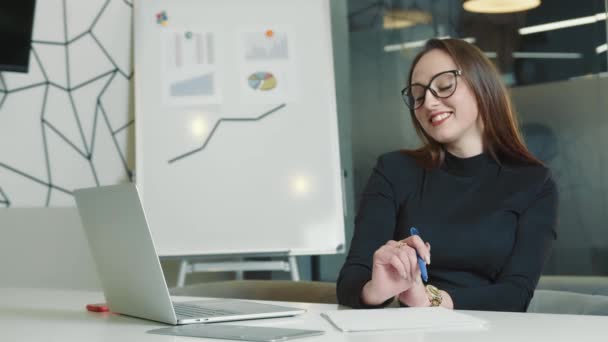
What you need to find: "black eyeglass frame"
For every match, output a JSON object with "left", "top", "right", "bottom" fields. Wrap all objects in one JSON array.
[{"left": 401, "top": 69, "right": 463, "bottom": 110}]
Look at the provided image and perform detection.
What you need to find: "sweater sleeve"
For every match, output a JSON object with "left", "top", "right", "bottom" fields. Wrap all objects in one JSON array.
[
  {"left": 336, "top": 155, "right": 401, "bottom": 308},
  {"left": 446, "top": 175, "right": 559, "bottom": 311}
]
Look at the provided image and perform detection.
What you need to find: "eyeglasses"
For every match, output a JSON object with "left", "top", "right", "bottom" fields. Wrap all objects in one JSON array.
[{"left": 401, "top": 70, "right": 462, "bottom": 110}]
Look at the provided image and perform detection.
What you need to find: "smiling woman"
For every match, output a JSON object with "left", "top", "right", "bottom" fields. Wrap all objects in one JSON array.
[
  {"left": 404, "top": 39, "right": 541, "bottom": 166},
  {"left": 337, "top": 38, "right": 559, "bottom": 312}
]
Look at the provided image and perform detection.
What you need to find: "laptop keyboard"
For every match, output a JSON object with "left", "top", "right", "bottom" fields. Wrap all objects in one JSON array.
[{"left": 173, "top": 302, "right": 240, "bottom": 318}]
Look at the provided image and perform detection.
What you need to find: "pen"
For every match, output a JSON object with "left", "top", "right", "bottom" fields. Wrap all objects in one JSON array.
[{"left": 409, "top": 227, "right": 428, "bottom": 282}]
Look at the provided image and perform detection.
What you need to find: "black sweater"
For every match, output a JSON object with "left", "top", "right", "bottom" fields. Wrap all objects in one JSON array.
[{"left": 337, "top": 151, "right": 558, "bottom": 312}]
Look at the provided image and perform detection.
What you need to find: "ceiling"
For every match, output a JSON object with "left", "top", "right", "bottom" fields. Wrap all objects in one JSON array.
[{"left": 347, "top": 0, "right": 608, "bottom": 85}]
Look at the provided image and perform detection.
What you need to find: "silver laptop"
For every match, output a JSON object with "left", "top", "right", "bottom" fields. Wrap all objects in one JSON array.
[{"left": 74, "top": 183, "right": 305, "bottom": 325}]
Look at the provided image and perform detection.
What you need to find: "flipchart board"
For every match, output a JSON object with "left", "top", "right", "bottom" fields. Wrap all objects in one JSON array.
[{"left": 134, "top": 0, "right": 345, "bottom": 257}]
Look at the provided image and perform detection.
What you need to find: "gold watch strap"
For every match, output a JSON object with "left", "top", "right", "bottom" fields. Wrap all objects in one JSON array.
[{"left": 425, "top": 284, "right": 442, "bottom": 307}]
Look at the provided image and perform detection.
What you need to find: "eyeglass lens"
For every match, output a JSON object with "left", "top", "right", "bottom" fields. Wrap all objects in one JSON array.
[{"left": 407, "top": 72, "right": 457, "bottom": 109}]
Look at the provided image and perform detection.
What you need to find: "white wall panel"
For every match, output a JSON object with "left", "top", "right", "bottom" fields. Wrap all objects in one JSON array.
[{"left": 0, "top": 0, "right": 133, "bottom": 207}]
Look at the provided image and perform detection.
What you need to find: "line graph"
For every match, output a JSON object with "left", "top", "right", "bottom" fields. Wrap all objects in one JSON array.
[{"left": 168, "top": 103, "right": 286, "bottom": 164}]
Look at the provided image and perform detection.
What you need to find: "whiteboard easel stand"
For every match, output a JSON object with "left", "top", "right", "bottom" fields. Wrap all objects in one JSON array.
[{"left": 172, "top": 253, "right": 300, "bottom": 287}]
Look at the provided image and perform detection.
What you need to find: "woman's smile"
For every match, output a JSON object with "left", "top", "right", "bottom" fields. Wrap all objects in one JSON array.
[{"left": 429, "top": 111, "right": 453, "bottom": 126}]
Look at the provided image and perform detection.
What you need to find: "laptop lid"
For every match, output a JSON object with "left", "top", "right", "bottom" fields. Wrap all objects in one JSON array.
[
  {"left": 75, "top": 183, "right": 180, "bottom": 324},
  {"left": 74, "top": 184, "right": 305, "bottom": 326}
]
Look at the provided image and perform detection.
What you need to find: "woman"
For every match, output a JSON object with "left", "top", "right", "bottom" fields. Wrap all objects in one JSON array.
[{"left": 337, "top": 38, "right": 558, "bottom": 312}]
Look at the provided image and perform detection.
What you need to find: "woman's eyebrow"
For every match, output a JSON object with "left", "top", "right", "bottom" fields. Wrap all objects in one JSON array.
[
  {"left": 410, "top": 78, "right": 425, "bottom": 85},
  {"left": 411, "top": 74, "right": 432, "bottom": 85},
  {"left": 411, "top": 69, "right": 452, "bottom": 85}
]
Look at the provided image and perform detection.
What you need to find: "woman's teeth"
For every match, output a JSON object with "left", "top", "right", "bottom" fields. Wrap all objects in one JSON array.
[{"left": 431, "top": 112, "right": 452, "bottom": 123}]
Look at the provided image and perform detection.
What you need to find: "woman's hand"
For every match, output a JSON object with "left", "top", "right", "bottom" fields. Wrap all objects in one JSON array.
[
  {"left": 396, "top": 236, "right": 432, "bottom": 307},
  {"left": 361, "top": 239, "right": 429, "bottom": 306}
]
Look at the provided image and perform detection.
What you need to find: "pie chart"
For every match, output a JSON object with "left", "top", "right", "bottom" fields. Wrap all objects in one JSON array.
[{"left": 248, "top": 72, "right": 277, "bottom": 91}]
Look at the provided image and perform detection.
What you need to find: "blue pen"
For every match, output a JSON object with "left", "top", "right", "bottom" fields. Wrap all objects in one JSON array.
[{"left": 409, "top": 227, "right": 429, "bottom": 282}]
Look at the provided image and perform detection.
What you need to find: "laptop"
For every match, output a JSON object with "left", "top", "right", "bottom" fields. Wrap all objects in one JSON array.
[{"left": 74, "top": 183, "right": 306, "bottom": 325}]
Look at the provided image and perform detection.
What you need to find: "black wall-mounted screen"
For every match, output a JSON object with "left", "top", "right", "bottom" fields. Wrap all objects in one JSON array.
[{"left": 0, "top": 1, "right": 37, "bottom": 73}]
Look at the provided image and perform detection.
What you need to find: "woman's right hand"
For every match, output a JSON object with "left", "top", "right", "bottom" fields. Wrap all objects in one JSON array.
[{"left": 361, "top": 239, "right": 429, "bottom": 306}]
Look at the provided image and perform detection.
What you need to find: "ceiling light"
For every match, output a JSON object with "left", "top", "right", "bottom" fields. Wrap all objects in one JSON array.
[
  {"left": 383, "top": 8, "right": 432, "bottom": 30},
  {"left": 519, "top": 12, "right": 607, "bottom": 35},
  {"left": 463, "top": 0, "right": 541, "bottom": 14},
  {"left": 484, "top": 51, "right": 583, "bottom": 59},
  {"left": 597, "top": 44, "right": 607, "bottom": 54},
  {"left": 512, "top": 52, "right": 582, "bottom": 59},
  {"left": 384, "top": 37, "right": 475, "bottom": 53}
]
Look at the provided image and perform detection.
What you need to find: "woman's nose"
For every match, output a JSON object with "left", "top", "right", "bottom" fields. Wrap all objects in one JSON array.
[{"left": 422, "top": 88, "right": 441, "bottom": 109}]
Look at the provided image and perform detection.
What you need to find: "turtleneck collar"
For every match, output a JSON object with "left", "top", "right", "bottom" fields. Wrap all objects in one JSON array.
[{"left": 442, "top": 150, "right": 492, "bottom": 177}]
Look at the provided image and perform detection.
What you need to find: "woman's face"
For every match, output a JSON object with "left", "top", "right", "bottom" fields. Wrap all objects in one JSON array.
[{"left": 411, "top": 49, "right": 483, "bottom": 153}]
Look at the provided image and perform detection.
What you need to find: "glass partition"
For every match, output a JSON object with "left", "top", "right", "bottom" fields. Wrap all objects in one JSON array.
[{"left": 347, "top": 0, "right": 608, "bottom": 276}]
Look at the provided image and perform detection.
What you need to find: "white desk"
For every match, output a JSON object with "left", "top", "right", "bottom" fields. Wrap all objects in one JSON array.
[{"left": 1, "top": 288, "right": 606, "bottom": 341}]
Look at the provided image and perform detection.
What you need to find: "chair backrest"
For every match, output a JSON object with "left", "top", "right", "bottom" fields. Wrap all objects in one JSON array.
[
  {"left": 170, "top": 280, "right": 338, "bottom": 304},
  {"left": 537, "top": 276, "right": 608, "bottom": 297},
  {"left": 528, "top": 289, "right": 608, "bottom": 315}
]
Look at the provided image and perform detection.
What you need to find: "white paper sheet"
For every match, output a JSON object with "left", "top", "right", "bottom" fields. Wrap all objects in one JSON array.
[{"left": 321, "top": 307, "right": 486, "bottom": 332}]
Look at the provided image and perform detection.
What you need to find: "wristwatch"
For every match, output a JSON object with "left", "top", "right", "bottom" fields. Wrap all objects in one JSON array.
[{"left": 425, "top": 285, "right": 442, "bottom": 307}]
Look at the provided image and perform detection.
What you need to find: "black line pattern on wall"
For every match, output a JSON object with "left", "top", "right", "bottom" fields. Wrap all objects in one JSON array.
[
  {"left": 0, "top": 0, "right": 133, "bottom": 207},
  {"left": 0, "top": 76, "right": 6, "bottom": 109}
]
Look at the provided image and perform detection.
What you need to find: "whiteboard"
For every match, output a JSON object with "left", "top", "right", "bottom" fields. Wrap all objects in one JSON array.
[{"left": 134, "top": 0, "right": 345, "bottom": 257}]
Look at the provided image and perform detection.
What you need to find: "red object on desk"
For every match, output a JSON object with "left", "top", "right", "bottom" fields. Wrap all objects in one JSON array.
[{"left": 86, "top": 303, "right": 109, "bottom": 312}]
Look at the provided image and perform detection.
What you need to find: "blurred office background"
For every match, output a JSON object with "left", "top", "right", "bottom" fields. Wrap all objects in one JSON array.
[
  {"left": 0, "top": 0, "right": 606, "bottom": 289},
  {"left": 343, "top": 0, "right": 608, "bottom": 278}
]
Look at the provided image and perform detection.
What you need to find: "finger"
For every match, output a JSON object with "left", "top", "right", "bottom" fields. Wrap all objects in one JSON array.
[
  {"left": 425, "top": 242, "right": 431, "bottom": 264},
  {"left": 389, "top": 254, "right": 407, "bottom": 279},
  {"left": 373, "top": 245, "right": 395, "bottom": 264},
  {"left": 395, "top": 248, "right": 411, "bottom": 278},
  {"left": 390, "top": 244, "right": 410, "bottom": 278},
  {"left": 395, "top": 246, "right": 417, "bottom": 281},
  {"left": 403, "top": 235, "right": 430, "bottom": 265},
  {"left": 379, "top": 241, "right": 401, "bottom": 254},
  {"left": 405, "top": 235, "right": 429, "bottom": 263},
  {"left": 388, "top": 240, "right": 410, "bottom": 262},
  {"left": 386, "top": 240, "right": 401, "bottom": 250},
  {"left": 390, "top": 240, "right": 414, "bottom": 280},
  {"left": 405, "top": 247, "right": 419, "bottom": 280}
]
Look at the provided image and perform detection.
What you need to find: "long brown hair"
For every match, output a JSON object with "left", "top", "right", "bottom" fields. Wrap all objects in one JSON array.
[{"left": 402, "top": 38, "right": 542, "bottom": 168}]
